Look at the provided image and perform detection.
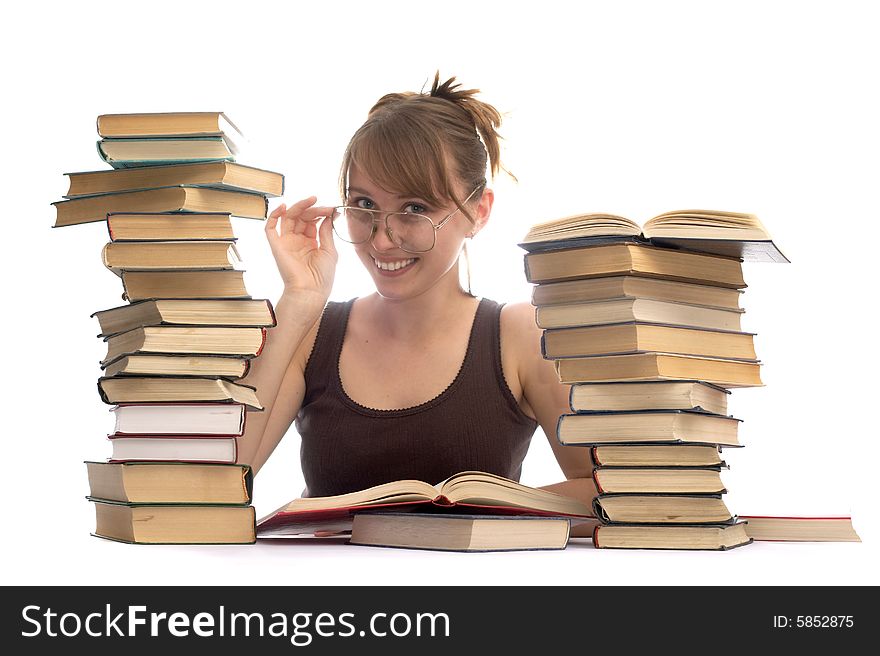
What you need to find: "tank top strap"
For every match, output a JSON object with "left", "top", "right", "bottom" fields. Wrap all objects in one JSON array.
[
  {"left": 464, "top": 298, "right": 538, "bottom": 425},
  {"left": 303, "top": 298, "right": 356, "bottom": 383}
]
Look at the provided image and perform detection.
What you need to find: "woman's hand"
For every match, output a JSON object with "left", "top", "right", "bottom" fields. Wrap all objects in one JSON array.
[{"left": 265, "top": 196, "right": 338, "bottom": 308}]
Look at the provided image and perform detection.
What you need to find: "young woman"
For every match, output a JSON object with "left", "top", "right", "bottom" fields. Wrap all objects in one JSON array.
[{"left": 238, "top": 74, "right": 597, "bottom": 509}]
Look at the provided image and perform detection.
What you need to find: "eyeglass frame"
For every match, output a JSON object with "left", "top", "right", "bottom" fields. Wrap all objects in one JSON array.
[{"left": 330, "top": 184, "right": 484, "bottom": 254}]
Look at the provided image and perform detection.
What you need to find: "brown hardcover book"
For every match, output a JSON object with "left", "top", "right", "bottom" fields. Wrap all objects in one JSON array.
[
  {"left": 739, "top": 516, "right": 861, "bottom": 542},
  {"left": 85, "top": 461, "right": 253, "bottom": 504},
  {"left": 542, "top": 323, "right": 757, "bottom": 361},
  {"left": 101, "top": 326, "right": 267, "bottom": 366},
  {"left": 569, "top": 381, "right": 729, "bottom": 415},
  {"left": 91, "top": 500, "right": 256, "bottom": 544},
  {"left": 531, "top": 275, "right": 744, "bottom": 309},
  {"left": 97, "top": 376, "right": 263, "bottom": 409},
  {"left": 107, "top": 212, "right": 235, "bottom": 241},
  {"left": 257, "top": 471, "right": 594, "bottom": 536},
  {"left": 102, "top": 241, "right": 243, "bottom": 276},
  {"left": 121, "top": 270, "right": 249, "bottom": 301},
  {"left": 102, "top": 354, "right": 250, "bottom": 379},
  {"left": 555, "top": 352, "right": 763, "bottom": 388},
  {"left": 536, "top": 298, "right": 744, "bottom": 332},
  {"left": 350, "top": 512, "right": 572, "bottom": 552},
  {"left": 590, "top": 444, "right": 725, "bottom": 468},
  {"left": 92, "top": 299, "right": 276, "bottom": 337},
  {"left": 52, "top": 186, "right": 268, "bottom": 227},
  {"left": 520, "top": 209, "right": 788, "bottom": 263},
  {"left": 593, "top": 494, "right": 735, "bottom": 524},
  {"left": 592, "top": 522, "right": 751, "bottom": 550},
  {"left": 523, "top": 242, "right": 746, "bottom": 288},
  {"left": 96, "top": 112, "right": 244, "bottom": 146},
  {"left": 557, "top": 410, "right": 741, "bottom": 447},
  {"left": 592, "top": 467, "right": 727, "bottom": 495},
  {"left": 65, "top": 161, "right": 283, "bottom": 198}
]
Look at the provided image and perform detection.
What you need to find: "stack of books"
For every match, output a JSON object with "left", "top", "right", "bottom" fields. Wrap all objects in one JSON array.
[
  {"left": 520, "top": 209, "right": 789, "bottom": 550},
  {"left": 52, "top": 112, "right": 284, "bottom": 544}
]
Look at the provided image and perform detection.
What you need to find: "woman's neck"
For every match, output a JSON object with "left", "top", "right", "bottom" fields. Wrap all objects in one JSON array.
[{"left": 363, "top": 264, "right": 476, "bottom": 342}]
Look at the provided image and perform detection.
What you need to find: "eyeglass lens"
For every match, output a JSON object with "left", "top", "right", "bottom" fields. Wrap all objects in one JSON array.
[{"left": 333, "top": 209, "right": 435, "bottom": 253}]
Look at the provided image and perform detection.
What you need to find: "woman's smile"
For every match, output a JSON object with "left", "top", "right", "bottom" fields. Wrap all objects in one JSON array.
[{"left": 370, "top": 254, "right": 420, "bottom": 275}]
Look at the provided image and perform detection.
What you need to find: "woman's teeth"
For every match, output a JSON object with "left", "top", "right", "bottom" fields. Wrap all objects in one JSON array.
[{"left": 374, "top": 257, "right": 416, "bottom": 271}]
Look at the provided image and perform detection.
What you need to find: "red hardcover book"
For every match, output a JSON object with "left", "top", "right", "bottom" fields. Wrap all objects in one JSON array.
[{"left": 256, "top": 471, "right": 595, "bottom": 537}]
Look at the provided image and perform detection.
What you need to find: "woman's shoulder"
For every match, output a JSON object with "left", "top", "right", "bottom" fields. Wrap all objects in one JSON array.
[{"left": 497, "top": 300, "right": 543, "bottom": 366}]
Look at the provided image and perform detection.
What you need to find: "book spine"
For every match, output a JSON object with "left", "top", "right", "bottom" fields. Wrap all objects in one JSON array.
[
  {"left": 97, "top": 379, "right": 111, "bottom": 405},
  {"left": 255, "top": 328, "right": 268, "bottom": 356},
  {"left": 590, "top": 446, "right": 601, "bottom": 467},
  {"left": 242, "top": 359, "right": 252, "bottom": 378},
  {"left": 555, "top": 415, "right": 565, "bottom": 445},
  {"left": 592, "top": 524, "right": 602, "bottom": 548},
  {"left": 539, "top": 332, "right": 548, "bottom": 359},
  {"left": 265, "top": 299, "right": 278, "bottom": 327},
  {"left": 568, "top": 385, "right": 576, "bottom": 413},
  {"left": 591, "top": 468, "right": 606, "bottom": 494}
]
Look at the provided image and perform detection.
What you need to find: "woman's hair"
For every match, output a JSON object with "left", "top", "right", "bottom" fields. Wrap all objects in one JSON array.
[{"left": 339, "top": 71, "right": 511, "bottom": 224}]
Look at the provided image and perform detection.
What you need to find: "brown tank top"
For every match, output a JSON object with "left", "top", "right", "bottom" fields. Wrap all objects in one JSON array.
[{"left": 296, "top": 297, "right": 539, "bottom": 497}]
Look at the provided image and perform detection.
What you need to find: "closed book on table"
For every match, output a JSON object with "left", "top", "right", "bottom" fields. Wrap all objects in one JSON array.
[
  {"left": 557, "top": 410, "right": 742, "bottom": 447},
  {"left": 739, "top": 516, "right": 861, "bottom": 542},
  {"left": 101, "top": 241, "right": 243, "bottom": 275},
  {"left": 541, "top": 322, "right": 757, "bottom": 361},
  {"left": 91, "top": 500, "right": 256, "bottom": 544},
  {"left": 111, "top": 403, "right": 247, "bottom": 437},
  {"left": 65, "top": 161, "right": 283, "bottom": 198},
  {"left": 350, "top": 512, "right": 572, "bottom": 552},
  {"left": 101, "top": 326, "right": 267, "bottom": 366},
  {"left": 535, "top": 298, "right": 744, "bottom": 332},
  {"left": 593, "top": 494, "right": 735, "bottom": 525},
  {"left": 531, "top": 275, "right": 744, "bottom": 310},
  {"left": 108, "top": 434, "right": 241, "bottom": 463},
  {"left": 107, "top": 212, "right": 235, "bottom": 241},
  {"left": 523, "top": 242, "right": 745, "bottom": 288},
  {"left": 121, "top": 270, "right": 250, "bottom": 301},
  {"left": 92, "top": 299, "right": 276, "bottom": 337},
  {"left": 592, "top": 467, "right": 727, "bottom": 495},
  {"left": 52, "top": 186, "right": 268, "bottom": 227},
  {"left": 86, "top": 461, "right": 253, "bottom": 504},
  {"left": 569, "top": 381, "right": 730, "bottom": 415},
  {"left": 556, "top": 352, "right": 763, "bottom": 388},
  {"left": 98, "top": 376, "right": 263, "bottom": 409},
  {"left": 592, "top": 522, "right": 751, "bottom": 550}
]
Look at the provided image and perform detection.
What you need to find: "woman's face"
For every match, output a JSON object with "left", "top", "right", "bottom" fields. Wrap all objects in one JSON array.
[{"left": 344, "top": 164, "right": 484, "bottom": 300}]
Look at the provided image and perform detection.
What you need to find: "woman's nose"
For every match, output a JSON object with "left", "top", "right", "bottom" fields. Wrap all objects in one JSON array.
[{"left": 370, "top": 218, "right": 398, "bottom": 251}]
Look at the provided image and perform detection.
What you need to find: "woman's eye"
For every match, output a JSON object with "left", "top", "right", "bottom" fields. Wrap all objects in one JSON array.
[
  {"left": 404, "top": 203, "right": 428, "bottom": 215},
  {"left": 353, "top": 198, "right": 374, "bottom": 209}
]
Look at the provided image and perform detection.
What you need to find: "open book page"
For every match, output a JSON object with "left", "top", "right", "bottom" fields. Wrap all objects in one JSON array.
[
  {"left": 266, "top": 479, "right": 439, "bottom": 514},
  {"left": 520, "top": 213, "right": 640, "bottom": 245},
  {"left": 437, "top": 471, "right": 594, "bottom": 516},
  {"left": 643, "top": 209, "right": 771, "bottom": 241}
]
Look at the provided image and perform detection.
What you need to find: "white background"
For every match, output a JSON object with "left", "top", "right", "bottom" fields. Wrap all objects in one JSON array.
[{"left": 2, "top": 0, "right": 877, "bottom": 585}]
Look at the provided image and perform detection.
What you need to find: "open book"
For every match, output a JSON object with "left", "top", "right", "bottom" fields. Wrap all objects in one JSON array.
[
  {"left": 519, "top": 209, "right": 789, "bottom": 263},
  {"left": 256, "top": 471, "right": 594, "bottom": 537}
]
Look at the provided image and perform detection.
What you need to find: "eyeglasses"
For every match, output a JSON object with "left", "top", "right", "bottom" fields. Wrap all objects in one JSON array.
[{"left": 331, "top": 185, "right": 482, "bottom": 254}]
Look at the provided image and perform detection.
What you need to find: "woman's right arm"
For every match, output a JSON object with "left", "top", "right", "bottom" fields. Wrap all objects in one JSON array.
[{"left": 235, "top": 197, "right": 338, "bottom": 473}]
